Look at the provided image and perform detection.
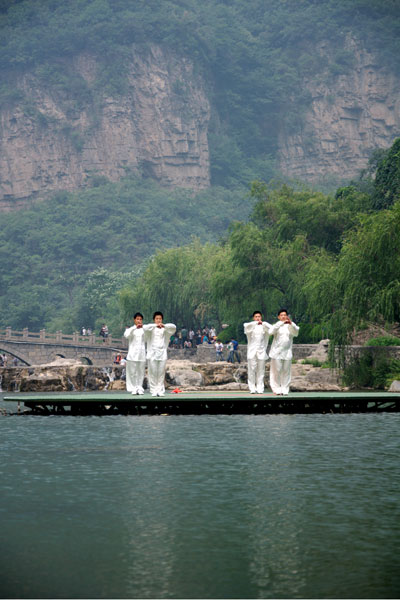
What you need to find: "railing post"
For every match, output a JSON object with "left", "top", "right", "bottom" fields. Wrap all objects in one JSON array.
[
  {"left": 56, "top": 330, "right": 62, "bottom": 342},
  {"left": 89, "top": 334, "right": 96, "bottom": 345},
  {"left": 73, "top": 332, "right": 79, "bottom": 343},
  {"left": 6, "top": 326, "right": 12, "bottom": 338},
  {"left": 23, "top": 327, "right": 29, "bottom": 339},
  {"left": 40, "top": 329, "right": 46, "bottom": 341}
]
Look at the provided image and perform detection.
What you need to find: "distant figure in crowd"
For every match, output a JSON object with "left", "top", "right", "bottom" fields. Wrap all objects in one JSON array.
[
  {"left": 244, "top": 311, "right": 271, "bottom": 394},
  {"left": 227, "top": 339, "right": 241, "bottom": 363},
  {"left": 124, "top": 313, "right": 146, "bottom": 395},
  {"left": 215, "top": 340, "right": 224, "bottom": 361},
  {"left": 99, "top": 324, "right": 109, "bottom": 341},
  {"left": 181, "top": 326, "right": 188, "bottom": 346},
  {"left": 144, "top": 312, "right": 176, "bottom": 397},
  {"left": 114, "top": 352, "right": 122, "bottom": 364},
  {"left": 269, "top": 309, "right": 299, "bottom": 396}
]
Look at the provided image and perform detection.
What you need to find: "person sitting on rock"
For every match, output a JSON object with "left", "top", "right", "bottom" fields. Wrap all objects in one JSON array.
[{"left": 269, "top": 309, "right": 299, "bottom": 396}]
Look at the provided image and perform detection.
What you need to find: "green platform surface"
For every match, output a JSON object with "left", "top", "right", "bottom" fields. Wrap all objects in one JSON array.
[{"left": 4, "top": 391, "right": 400, "bottom": 403}]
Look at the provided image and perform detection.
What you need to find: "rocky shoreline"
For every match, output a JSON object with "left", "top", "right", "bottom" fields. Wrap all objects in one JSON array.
[{"left": 0, "top": 341, "right": 347, "bottom": 393}]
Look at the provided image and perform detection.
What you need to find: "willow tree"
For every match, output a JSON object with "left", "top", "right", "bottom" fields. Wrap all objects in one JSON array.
[
  {"left": 119, "top": 239, "right": 228, "bottom": 328},
  {"left": 300, "top": 200, "right": 400, "bottom": 349}
]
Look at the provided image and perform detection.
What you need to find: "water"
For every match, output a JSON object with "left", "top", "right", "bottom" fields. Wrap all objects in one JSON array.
[{"left": 1, "top": 395, "right": 400, "bottom": 599}]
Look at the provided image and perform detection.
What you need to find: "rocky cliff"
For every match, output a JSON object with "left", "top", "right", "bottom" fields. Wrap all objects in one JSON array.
[
  {"left": 278, "top": 37, "right": 400, "bottom": 184},
  {"left": 0, "top": 45, "right": 210, "bottom": 210},
  {"left": 1, "top": 38, "right": 400, "bottom": 209}
]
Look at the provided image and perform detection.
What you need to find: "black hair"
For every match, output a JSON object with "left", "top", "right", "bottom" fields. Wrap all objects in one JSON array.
[
  {"left": 277, "top": 308, "right": 288, "bottom": 316},
  {"left": 153, "top": 311, "right": 163, "bottom": 320},
  {"left": 134, "top": 312, "right": 143, "bottom": 319},
  {"left": 252, "top": 310, "right": 262, "bottom": 317}
]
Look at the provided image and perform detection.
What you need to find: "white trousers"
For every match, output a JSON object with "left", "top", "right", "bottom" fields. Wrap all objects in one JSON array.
[
  {"left": 269, "top": 358, "right": 292, "bottom": 395},
  {"left": 247, "top": 357, "right": 266, "bottom": 393},
  {"left": 125, "top": 360, "right": 145, "bottom": 393},
  {"left": 148, "top": 359, "right": 167, "bottom": 396}
]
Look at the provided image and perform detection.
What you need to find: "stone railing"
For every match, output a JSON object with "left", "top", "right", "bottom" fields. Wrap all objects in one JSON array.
[{"left": 0, "top": 327, "right": 127, "bottom": 348}]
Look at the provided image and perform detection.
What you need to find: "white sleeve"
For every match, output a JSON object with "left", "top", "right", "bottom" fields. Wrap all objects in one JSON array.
[
  {"left": 123, "top": 326, "right": 135, "bottom": 339},
  {"left": 164, "top": 323, "right": 177, "bottom": 335},
  {"left": 268, "top": 321, "right": 284, "bottom": 335},
  {"left": 289, "top": 322, "right": 300, "bottom": 337},
  {"left": 243, "top": 321, "right": 256, "bottom": 335}
]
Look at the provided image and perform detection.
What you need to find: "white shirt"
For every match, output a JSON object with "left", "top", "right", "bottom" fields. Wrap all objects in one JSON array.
[
  {"left": 268, "top": 321, "right": 299, "bottom": 360},
  {"left": 244, "top": 321, "right": 271, "bottom": 360},
  {"left": 143, "top": 323, "right": 176, "bottom": 361},
  {"left": 124, "top": 326, "right": 146, "bottom": 362}
]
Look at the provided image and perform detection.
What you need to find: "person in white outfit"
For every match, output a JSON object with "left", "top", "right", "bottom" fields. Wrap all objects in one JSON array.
[
  {"left": 244, "top": 311, "right": 271, "bottom": 394},
  {"left": 144, "top": 311, "right": 176, "bottom": 397},
  {"left": 269, "top": 309, "right": 299, "bottom": 395},
  {"left": 123, "top": 312, "right": 146, "bottom": 395}
]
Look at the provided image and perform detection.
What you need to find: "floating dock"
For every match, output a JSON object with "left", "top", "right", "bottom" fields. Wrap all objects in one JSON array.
[{"left": 3, "top": 391, "right": 400, "bottom": 415}]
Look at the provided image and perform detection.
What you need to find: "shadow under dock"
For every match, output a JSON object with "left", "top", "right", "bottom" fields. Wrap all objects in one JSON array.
[{"left": 4, "top": 390, "right": 400, "bottom": 415}]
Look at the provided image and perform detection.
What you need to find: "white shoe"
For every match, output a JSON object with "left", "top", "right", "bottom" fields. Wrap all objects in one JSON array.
[{"left": 137, "top": 390, "right": 144, "bottom": 395}]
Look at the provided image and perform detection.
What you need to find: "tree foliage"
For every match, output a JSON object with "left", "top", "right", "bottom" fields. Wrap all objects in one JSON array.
[
  {"left": 0, "top": 177, "right": 252, "bottom": 332},
  {"left": 116, "top": 138, "right": 400, "bottom": 345}
]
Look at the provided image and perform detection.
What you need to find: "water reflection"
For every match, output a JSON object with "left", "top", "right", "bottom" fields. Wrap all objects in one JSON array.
[{"left": 1, "top": 414, "right": 399, "bottom": 598}]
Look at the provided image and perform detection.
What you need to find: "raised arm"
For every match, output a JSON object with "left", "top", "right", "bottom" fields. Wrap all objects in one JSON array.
[
  {"left": 123, "top": 325, "right": 136, "bottom": 339},
  {"left": 164, "top": 323, "right": 176, "bottom": 336},
  {"left": 268, "top": 321, "right": 284, "bottom": 336}
]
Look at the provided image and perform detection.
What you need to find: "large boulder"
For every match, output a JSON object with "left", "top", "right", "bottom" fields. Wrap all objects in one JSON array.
[
  {"left": 304, "top": 339, "right": 330, "bottom": 363},
  {"left": 388, "top": 380, "right": 400, "bottom": 392},
  {"left": 291, "top": 363, "right": 345, "bottom": 391},
  {"left": 192, "top": 362, "right": 247, "bottom": 386}
]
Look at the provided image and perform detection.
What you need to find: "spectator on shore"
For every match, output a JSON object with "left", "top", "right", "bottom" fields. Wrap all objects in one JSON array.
[
  {"left": 227, "top": 339, "right": 241, "bottom": 363},
  {"left": 215, "top": 340, "right": 224, "bottom": 361}
]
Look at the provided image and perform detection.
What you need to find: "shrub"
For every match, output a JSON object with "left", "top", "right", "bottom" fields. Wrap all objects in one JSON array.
[
  {"left": 343, "top": 352, "right": 400, "bottom": 389},
  {"left": 365, "top": 336, "right": 400, "bottom": 346}
]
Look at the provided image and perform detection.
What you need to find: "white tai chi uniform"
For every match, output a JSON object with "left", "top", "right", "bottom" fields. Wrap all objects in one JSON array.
[
  {"left": 123, "top": 325, "right": 146, "bottom": 394},
  {"left": 268, "top": 321, "right": 299, "bottom": 395},
  {"left": 243, "top": 320, "right": 271, "bottom": 393},
  {"left": 143, "top": 323, "right": 176, "bottom": 396}
]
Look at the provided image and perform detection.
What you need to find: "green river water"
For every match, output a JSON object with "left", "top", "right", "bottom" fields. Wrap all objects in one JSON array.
[{"left": 1, "top": 395, "right": 399, "bottom": 599}]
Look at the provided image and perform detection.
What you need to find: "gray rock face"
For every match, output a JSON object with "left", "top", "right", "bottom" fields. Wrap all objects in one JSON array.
[
  {"left": 0, "top": 45, "right": 210, "bottom": 207},
  {"left": 278, "top": 36, "right": 400, "bottom": 184}
]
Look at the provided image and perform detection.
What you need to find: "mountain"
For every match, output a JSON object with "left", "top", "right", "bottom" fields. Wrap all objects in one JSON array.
[{"left": 1, "top": 0, "right": 400, "bottom": 208}]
